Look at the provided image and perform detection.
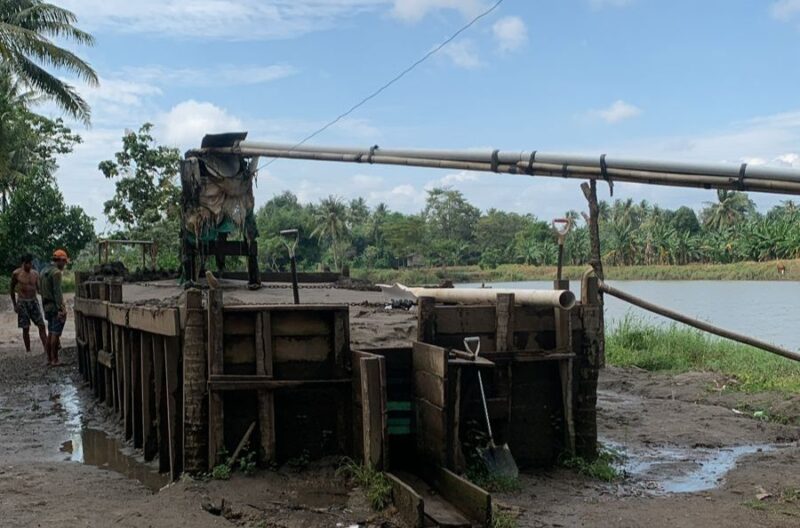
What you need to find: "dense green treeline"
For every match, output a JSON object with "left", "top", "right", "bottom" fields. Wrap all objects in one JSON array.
[{"left": 251, "top": 186, "right": 800, "bottom": 273}]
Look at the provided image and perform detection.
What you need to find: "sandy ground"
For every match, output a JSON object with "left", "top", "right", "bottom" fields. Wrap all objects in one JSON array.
[{"left": 0, "top": 283, "right": 799, "bottom": 527}]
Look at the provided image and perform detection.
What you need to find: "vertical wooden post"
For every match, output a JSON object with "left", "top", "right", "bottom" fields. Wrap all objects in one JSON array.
[
  {"left": 131, "top": 330, "right": 143, "bottom": 448},
  {"left": 165, "top": 336, "right": 183, "bottom": 479},
  {"left": 360, "top": 356, "right": 386, "bottom": 469},
  {"left": 122, "top": 329, "right": 133, "bottom": 440},
  {"left": 575, "top": 271, "right": 601, "bottom": 459},
  {"left": 417, "top": 296, "right": 436, "bottom": 344},
  {"left": 207, "top": 288, "right": 224, "bottom": 469},
  {"left": 580, "top": 180, "right": 604, "bottom": 281},
  {"left": 495, "top": 293, "right": 515, "bottom": 352},
  {"left": 256, "top": 312, "right": 276, "bottom": 464},
  {"left": 182, "top": 289, "right": 207, "bottom": 474},
  {"left": 141, "top": 333, "right": 156, "bottom": 461},
  {"left": 153, "top": 335, "right": 169, "bottom": 474},
  {"left": 554, "top": 280, "right": 575, "bottom": 454}
]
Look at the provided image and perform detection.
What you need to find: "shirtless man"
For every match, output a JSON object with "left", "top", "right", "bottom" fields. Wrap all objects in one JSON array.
[{"left": 10, "top": 254, "right": 47, "bottom": 354}]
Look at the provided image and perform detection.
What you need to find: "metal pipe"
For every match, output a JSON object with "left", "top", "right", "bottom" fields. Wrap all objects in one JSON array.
[
  {"left": 231, "top": 141, "right": 800, "bottom": 184},
  {"left": 379, "top": 283, "right": 576, "bottom": 309},
  {"left": 208, "top": 142, "right": 800, "bottom": 196},
  {"left": 599, "top": 281, "right": 800, "bottom": 363}
]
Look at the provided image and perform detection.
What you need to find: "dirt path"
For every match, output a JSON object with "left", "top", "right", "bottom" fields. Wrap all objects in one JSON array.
[{"left": 0, "top": 286, "right": 798, "bottom": 527}]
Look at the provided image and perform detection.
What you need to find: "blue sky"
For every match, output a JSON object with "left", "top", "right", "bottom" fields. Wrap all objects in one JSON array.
[{"left": 46, "top": 0, "right": 800, "bottom": 230}]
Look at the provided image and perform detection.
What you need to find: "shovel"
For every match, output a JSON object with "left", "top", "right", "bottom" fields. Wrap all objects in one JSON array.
[{"left": 463, "top": 337, "right": 519, "bottom": 480}]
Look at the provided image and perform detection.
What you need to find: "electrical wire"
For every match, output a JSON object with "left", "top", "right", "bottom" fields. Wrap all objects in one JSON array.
[{"left": 258, "top": 0, "right": 506, "bottom": 170}]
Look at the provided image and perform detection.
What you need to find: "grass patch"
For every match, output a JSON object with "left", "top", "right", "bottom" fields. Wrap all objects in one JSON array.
[
  {"left": 352, "top": 259, "right": 800, "bottom": 285},
  {"left": 560, "top": 449, "right": 622, "bottom": 483},
  {"left": 607, "top": 316, "right": 800, "bottom": 394},
  {"left": 336, "top": 458, "right": 392, "bottom": 511},
  {"left": 492, "top": 506, "right": 518, "bottom": 528}
]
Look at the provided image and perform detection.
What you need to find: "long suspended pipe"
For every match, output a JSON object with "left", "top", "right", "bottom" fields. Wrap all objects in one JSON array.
[
  {"left": 191, "top": 140, "right": 800, "bottom": 196},
  {"left": 599, "top": 281, "right": 800, "bottom": 363}
]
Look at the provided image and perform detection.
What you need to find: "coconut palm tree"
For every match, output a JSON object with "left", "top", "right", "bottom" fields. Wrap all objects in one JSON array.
[
  {"left": 701, "top": 189, "right": 755, "bottom": 231},
  {"left": 312, "top": 195, "right": 348, "bottom": 270},
  {"left": 0, "top": 0, "right": 98, "bottom": 123}
]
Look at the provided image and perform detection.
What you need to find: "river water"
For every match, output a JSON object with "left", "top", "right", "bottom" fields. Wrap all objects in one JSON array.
[{"left": 458, "top": 280, "right": 800, "bottom": 351}]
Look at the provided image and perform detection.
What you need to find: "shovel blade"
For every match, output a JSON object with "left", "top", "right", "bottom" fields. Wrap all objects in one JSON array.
[{"left": 480, "top": 444, "right": 519, "bottom": 479}]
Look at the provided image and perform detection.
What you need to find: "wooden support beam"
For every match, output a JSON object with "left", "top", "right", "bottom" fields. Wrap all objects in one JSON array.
[
  {"left": 207, "top": 287, "right": 224, "bottom": 470},
  {"left": 422, "top": 466, "right": 492, "bottom": 527},
  {"left": 122, "top": 329, "right": 133, "bottom": 440},
  {"left": 417, "top": 297, "right": 436, "bottom": 344},
  {"left": 255, "top": 312, "right": 276, "bottom": 463},
  {"left": 141, "top": 333, "right": 157, "bottom": 461},
  {"left": 128, "top": 306, "right": 180, "bottom": 336},
  {"left": 495, "top": 293, "right": 515, "bottom": 352},
  {"left": 554, "top": 279, "right": 575, "bottom": 454},
  {"left": 165, "top": 336, "right": 183, "bottom": 479},
  {"left": 131, "top": 331, "right": 142, "bottom": 448},
  {"left": 182, "top": 289, "right": 207, "bottom": 474},
  {"left": 153, "top": 335, "right": 169, "bottom": 474},
  {"left": 360, "top": 356, "right": 386, "bottom": 469}
]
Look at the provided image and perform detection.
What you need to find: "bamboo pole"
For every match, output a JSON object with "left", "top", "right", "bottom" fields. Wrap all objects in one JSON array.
[{"left": 598, "top": 281, "right": 800, "bottom": 363}]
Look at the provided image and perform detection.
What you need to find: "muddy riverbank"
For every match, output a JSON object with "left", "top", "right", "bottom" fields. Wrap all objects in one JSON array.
[{"left": 0, "top": 285, "right": 798, "bottom": 527}]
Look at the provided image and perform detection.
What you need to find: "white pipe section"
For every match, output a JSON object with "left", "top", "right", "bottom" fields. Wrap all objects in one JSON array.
[{"left": 379, "top": 283, "right": 576, "bottom": 310}]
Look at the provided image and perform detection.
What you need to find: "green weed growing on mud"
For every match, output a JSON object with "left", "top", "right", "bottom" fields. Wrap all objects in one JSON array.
[
  {"left": 461, "top": 422, "right": 521, "bottom": 492},
  {"left": 336, "top": 457, "right": 392, "bottom": 511},
  {"left": 492, "top": 506, "right": 518, "bottom": 528},
  {"left": 606, "top": 315, "right": 800, "bottom": 394},
  {"left": 560, "top": 448, "right": 622, "bottom": 483}
]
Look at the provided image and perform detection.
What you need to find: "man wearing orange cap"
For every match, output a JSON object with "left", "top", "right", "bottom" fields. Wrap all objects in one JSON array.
[{"left": 40, "top": 249, "right": 69, "bottom": 366}]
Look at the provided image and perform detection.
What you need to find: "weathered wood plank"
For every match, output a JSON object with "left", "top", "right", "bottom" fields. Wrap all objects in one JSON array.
[
  {"left": 207, "top": 377, "right": 350, "bottom": 390},
  {"left": 495, "top": 293, "right": 514, "bottom": 352},
  {"left": 424, "top": 466, "right": 492, "bottom": 527},
  {"left": 128, "top": 306, "right": 180, "bottom": 336},
  {"left": 413, "top": 370, "right": 446, "bottom": 408},
  {"left": 107, "top": 304, "right": 128, "bottom": 326},
  {"left": 386, "top": 473, "right": 425, "bottom": 528},
  {"left": 222, "top": 313, "right": 255, "bottom": 336},
  {"left": 74, "top": 298, "right": 108, "bottom": 318},
  {"left": 223, "top": 304, "right": 348, "bottom": 312},
  {"left": 273, "top": 335, "right": 331, "bottom": 363},
  {"left": 182, "top": 289, "right": 207, "bottom": 474},
  {"left": 122, "top": 329, "right": 133, "bottom": 440},
  {"left": 360, "top": 356, "right": 386, "bottom": 468},
  {"left": 153, "top": 335, "right": 169, "bottom": 473},
  {"left": 435, "top": 306, "right": 496, "bottom": 335},
  {"left": 271, "top": 311, "right": 332, "bottom": 337},
  {"left": 255, "top": 314, "right": 276, "bottom": 464},
  {"left": 165, "top": 337, "right": 182, "bottom": 479},
  {"left": 141, "top": 333, "right": 157, "bottom": 461},
  {"left": 207, "top": 288, "right": 224, "bottom": 470},
  {"left": 415, "top": 398, "right": 447, "bottom": 466},
  {"left": 412, "top": 342, "right": 447, "bottom": 378},
  {"left": 130, "top": 331, "right": 142, "bottom": 448},
  {"left": 417, "top": 296, "right": 436, "bottom": 343}
]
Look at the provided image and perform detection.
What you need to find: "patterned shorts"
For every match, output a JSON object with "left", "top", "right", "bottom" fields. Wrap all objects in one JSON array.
[{"left": 17, "top": 299, "right": 45, "bottom": 329}]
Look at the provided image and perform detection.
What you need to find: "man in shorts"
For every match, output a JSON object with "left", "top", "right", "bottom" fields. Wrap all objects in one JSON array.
[
  {"left": 10, "top": 254, "right": 47, "bottom": 354},
  {"left": 40, "top": 249, "right": 69, "bottom": 366}
]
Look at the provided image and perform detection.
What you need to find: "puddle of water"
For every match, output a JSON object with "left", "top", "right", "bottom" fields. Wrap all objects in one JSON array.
[
  {"left": 607, "top": 440, "right": 777, "bottom": 493},
  {"left": 68, "top": 428, "right": 170, "bottom": 492}
]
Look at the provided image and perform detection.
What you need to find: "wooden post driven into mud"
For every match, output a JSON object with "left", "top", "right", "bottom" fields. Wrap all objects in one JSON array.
[
  {"left": 574, "top": 271, "right": 602, "bottom": 459},
  {"left": 581, "top": 181, "right": 606, "bottom": 368},
  {"left": 183, "top": 289, "right": 207, "bottom": 473},
  {"left": 599, "top": 281, "right": 800, "bottom": 363}
]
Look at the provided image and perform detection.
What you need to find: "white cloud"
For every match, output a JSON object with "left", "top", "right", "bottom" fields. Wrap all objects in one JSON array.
[
  {"left": 120, "top": 64, "right": 298, "bottom": 87},
  {"left": 59, "top": 0, "right": 387, "bottom": 40},
  {"left": 391, "top": 0, "right": 487, "bottom": 23},
  {"left": 158, "top": 100, "right": 245, "bottom": 148},
  {"left": 492, "top": 16, "right": 528, "bottom": 52},
  {"left": 591, "top": 100, "right": 642, "bottom": 124},
  {"left": 440, "top": 39, "right": 482, "bottom": 69},
  {"left": 771, "top": 0, "right": 800, "bottom": 21}
]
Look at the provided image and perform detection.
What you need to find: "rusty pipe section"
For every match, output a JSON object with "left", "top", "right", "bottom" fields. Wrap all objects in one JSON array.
[{"left": 380, "top": 283, "right": 576, "bottom": 310}]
